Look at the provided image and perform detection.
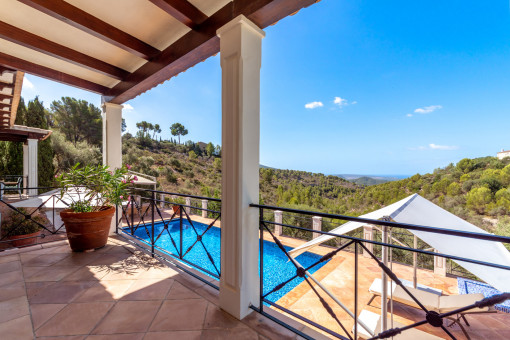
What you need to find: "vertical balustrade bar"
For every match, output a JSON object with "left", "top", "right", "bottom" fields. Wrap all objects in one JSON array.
[
  {"left": 259, "top": 207, "right": 264, "bottom": 313},
  {"left": 151, "top": 192, "right": 155, "bottom": 257},
  {"left": 130, "top": 195, "right": 134, "bottom": 235},
  {"left": 179, "top": 204, "right": 183, "bottom": 259},
  {"left": 354, "top": 241, "right": 358, "bottom": 340},
  {"left": 115, "top": 204, "right": 118, "bottom": 234}
]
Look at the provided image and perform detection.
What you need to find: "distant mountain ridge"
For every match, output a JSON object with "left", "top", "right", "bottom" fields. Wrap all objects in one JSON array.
[{"left": 331, "top": 174, "right": 408, "bottom": 186}]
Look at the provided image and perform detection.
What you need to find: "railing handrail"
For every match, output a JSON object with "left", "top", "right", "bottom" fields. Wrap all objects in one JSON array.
[
  {"left": 130, "top": 187, "right": 221, "bottom": 202},
  {"left": 251, "top": 203, "right": 510, "bottom": 244}
]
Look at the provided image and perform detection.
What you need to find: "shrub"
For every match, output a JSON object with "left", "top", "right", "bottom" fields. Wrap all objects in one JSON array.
[
  {"left": 1, "top": 208, "right": 47, "bottom": 236},
  {"left": 165, "top": 167, "right": 177, "bottom": 184}
]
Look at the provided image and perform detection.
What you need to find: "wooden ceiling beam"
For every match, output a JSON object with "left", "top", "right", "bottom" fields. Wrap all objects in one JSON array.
[
  {"left": 0, "top": 51, "right": 109, "bottom": 94},
  {"left": 0, "top": 93, "right": 13, "bottom": 100},
  {"left": 18, "top": 0, "right": 160, "bottom": 60},
  {"left": 149, "top": 0, "right": 208, "bottom": 28},
  {"left": 107, "top": 0, "right": 318, "bottom": 104},
  {"left": 0, "top": 21, "right": 129, "bottom": 80},
  {"left": 0, "top": 103, "right": 11, "bottom": 109}
]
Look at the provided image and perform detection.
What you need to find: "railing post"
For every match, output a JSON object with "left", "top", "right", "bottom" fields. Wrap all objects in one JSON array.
[
  {"left": 201, "top": 199, "right": 208, "bottom": 218},
  {"left": 312, "top": 216, "right": 322, "bottom": 239},
  {"left": 185, "top": 197, "right": 191, "bottom": 216},
  {"left": 115, "top": 204, "right": 118, "bottom": 234},
  {"left": 354, "top": 241, "right": 358, "bottom": 340},
  {"left": 160, "top": 193, "right": 165, "bottom": 208},
  {"left": 179, "top": 204, "right": 183, "bottom": 259},
  {"left": 363, "top": 225, "right": 374, "bottom": 258},
  {"left": 381, "top": 223, "right": 389, "bottom": 332},
  {"left": 434, "top": 249, "right": 447, "bottom": 277},
  {"left": 151, "top": 191, "right": 155, "bottom": 257},
  {"left": 130, "top": 195, "right": 134, "bottom": 235},
  {"left": 259, "top": 207, "right": 264, "bottom": 313},
  {"left": 274, "top": 210, "right": 283, "bottom": 236}
]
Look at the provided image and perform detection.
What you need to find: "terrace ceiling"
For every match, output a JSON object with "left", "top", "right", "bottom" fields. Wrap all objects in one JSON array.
[
  {"left": 0, "top": 66, "right": 23, "bottom": 129},
  {"left": 0, "top": 0, "right": 319, "bottom": 105}
]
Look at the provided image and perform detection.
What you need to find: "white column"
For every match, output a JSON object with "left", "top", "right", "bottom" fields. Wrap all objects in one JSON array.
[
  {"left": 185, "top": 197, "right": 191, "bottom": 215},
  {"left": 101, "top": 101, "right": 123, "bottom": 169},
  {"left": 434, "top": 249, "right": 447, "bottom": 277},
  {"left": 362, "top": 225, "right": 374, "bottom": 258},
  {"left": 274, "top": 210, "right": 283, "bottom": 236},
  {"left": 160, "top": 194, "right": 166, "bottom": 208},
  {"left": 218, "top": 15, "right": 265, "bottom": 319},
  {"left": 312, "top": 216, "right": 322, "bottom": 239},
  {"left": 201, "top": 200, "right": 208, "bottom": 218},
  {"left": 22, "top": 143, "right": 29, "bottom": 195},
  {"left": 24, "top": 138, "right": 38, "bottom": 196}
]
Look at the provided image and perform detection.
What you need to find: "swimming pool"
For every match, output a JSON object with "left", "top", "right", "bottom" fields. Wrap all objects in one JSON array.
[{"left": 123, "top": 219, "right": 329, "bottom": 302}]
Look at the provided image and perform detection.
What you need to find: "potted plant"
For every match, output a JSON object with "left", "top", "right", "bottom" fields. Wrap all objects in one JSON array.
[
  {"left": 1, "top": 207, "right": 46, "bottom": 247},
  {"left": 57, "top": 163, "right": 135, "bottom": 252}
]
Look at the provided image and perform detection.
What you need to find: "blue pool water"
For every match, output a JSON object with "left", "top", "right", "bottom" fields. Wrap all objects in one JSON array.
[
  {"left": 458, "top": 278, "right": 510, "bottom": 313},
  {"left": 123, "top": 219, "right": 329, "bottom": 302}
]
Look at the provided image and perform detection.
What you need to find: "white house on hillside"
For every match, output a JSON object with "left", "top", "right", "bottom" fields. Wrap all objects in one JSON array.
[{"left": 497, "top": 149, "right": 510, "bottom": 160}]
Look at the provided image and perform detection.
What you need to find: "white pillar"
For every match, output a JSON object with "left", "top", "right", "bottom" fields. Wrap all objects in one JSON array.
[
  {"left": 218, "top": 15, "right": 265, "bottom": 319},
  {"left": 201, "top": 199, "right": 208, "bottom": 218},
  {"left": 160, "top": 194, "right": 166, "bottom": 208},
  {"left": 185, "top": 197, "right": 191, "bottom": 216},
  {"left": 274, "top": 210, "right": 283, "bottom": 236},
  {"left": 312, "top": 216, "right": 322, "bottom": 239},
  {"left": 101, "top": 101, "right": 123, "bottom": 169},
  {"left": 24, "top": 138, "right": 38, "bottom": 196},
  {"left": 434, "top": 249, "right": 447, "bottom": 277},
  {"left": 362, "top": 225, "right": 374, "bottom": 258},
  {"left": 22, "top": 143, "right": 29, "bottom": 195}
]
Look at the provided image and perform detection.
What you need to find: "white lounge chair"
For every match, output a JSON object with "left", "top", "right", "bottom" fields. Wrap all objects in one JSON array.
[
  {"left": 367, "top": 278, "right": 494, "bottom": 339},
  {"left": 353, "top": 309, "right": 443, "bottom": 339}
]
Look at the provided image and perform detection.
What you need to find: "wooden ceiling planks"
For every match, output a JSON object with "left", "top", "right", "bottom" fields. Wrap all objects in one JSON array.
[{"left": 149, "top": 0, "right": 208, "bottom": 28}]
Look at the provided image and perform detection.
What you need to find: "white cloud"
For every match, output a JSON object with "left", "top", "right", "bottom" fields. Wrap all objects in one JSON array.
[
  {"left": 429, "top": 143, "right": 458, "bottom": 150},
  {"left": 123, "top": 104, "right": 134, "bottom": 111},
  {"left": 23, "top": 77, "right": 34, "bottom": 90},
  {"left": 406, "top": 113, "right": 413, "bottom": 117},
  {"left": 305, "top": 101, "right": 323, "bottom": 109},
  {"left": 409, "top": 143, "right": 458, "bottom": 151},
  {"left": 333, "top": 97, "right": 348, "bottom": 107},
  {"left": 351, "top": 101, "right": 357, "bottom": 105},
  {"left": 414, "top": 105, "right": 442, "bottom": 114}
]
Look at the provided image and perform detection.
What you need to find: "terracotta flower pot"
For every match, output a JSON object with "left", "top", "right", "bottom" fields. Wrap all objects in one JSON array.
[
  {"left": 172, "top": 205, "right": 181, "bottom": 215},
  {"left": 60, "top": 206, "right": 115, "bottom": 252},
  {"left": 7, "top": 230, "right": 42, "bottom": 248}
]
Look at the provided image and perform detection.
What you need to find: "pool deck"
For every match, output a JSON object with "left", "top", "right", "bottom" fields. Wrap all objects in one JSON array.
[
  {"left": 120, "top": 211, "right": 510, "bottom": 339},
  {"left": 0, "top": 236, "right": 335, "bottom": 340}
]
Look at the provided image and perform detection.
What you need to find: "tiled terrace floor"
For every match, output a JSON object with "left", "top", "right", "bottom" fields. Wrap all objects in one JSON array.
[{"left": 0, "top": 237, "right": 318, "bottom": 340}]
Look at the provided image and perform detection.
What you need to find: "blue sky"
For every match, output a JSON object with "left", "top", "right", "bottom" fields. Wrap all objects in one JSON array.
[{"left": 20, "top": 0, "right": 510, "bottom": 176}]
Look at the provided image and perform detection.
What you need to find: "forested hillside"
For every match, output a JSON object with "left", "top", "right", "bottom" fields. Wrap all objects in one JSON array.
[{"left": 2, "top": 96, "right": 509, "bottom": 239}]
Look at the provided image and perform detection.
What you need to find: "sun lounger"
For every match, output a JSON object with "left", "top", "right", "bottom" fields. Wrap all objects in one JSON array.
[
  {"left": 353, "top": 309, "right": 443, "bottom": 339},
  {"left": 367, "top": 278, "right": 494, "bottom": 339}
]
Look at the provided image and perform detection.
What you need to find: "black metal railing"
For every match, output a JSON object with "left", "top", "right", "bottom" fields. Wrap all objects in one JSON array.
[
  {"left": 0, "top": 186, "right": 69, "bottom": 250},
  {"left": 116, "top": 188, "right": 222, "bottom": 287},
  {"left": 251, "top": 203, "right": 510, "bottom": 340}
]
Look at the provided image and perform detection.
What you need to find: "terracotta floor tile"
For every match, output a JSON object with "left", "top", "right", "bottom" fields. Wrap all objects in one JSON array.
[
  {"left": 30, "top": 303, "right": 67, "bottom": 330},
  {"left": 0, "top": 296, "right": 29, "bottom": 323},
  {"left": 62, "top": 266, "right": 110, "bottom": 281},
  {"left": 144, "top": 331, "right": 202, "bottom": 340},
  {"left": 201, "top": 328, "right": 259, "bottom": 340},
  {"left": 25, "top": 266, "right": 82, "bottom": 282},
  {"left": 22, "top": 265, "right": 46, "bottom": 279},
  {"left": 36, "top": 336, "right": 85, "bottom": 340},
  {"left": 86, "top": 333, "right": 145, "bottom": 340},
  {"left": 138, "top": 266, "right": 179, "bottom": 279},
  {"left": 121, "top": 278, "right": 174, "bottom": 301},
  {"left": 74, "top": 280, "right": 136, "bottom": 302},
  {"left": 29, "top": 280, "right": 96, "bottom": 304},
  {"left": 195, "top": 284, "right": 220, "bottom": 305},
  {"left": 203, "top": 304, "right": 249, "bottom": 330},
  {"left": 26, "top": 281, "right": 55, "bottom": 300},
  {"left": 20, "top": 253, "right": 70, "bottom": 266},
  {"left": 150, "top": 299, "right": 208, "bottom": 332},
  {"left": 100, "top": 266, "right": 144, "bottom": 281},
  {"left": 242, "top": 311, "right": 298, "bottom": 340},
  {"left": 0, "top": 254, "right": 19, "bottom": 264},
  {"left": 92, "top": 300, "right": 161, "bottom": 334},
  {"left": 0, "top": 281, "right": 26, "bottom": 302},
  {"left": 0, "top": 259, "right": 21, "bottom": 274},
  {"left": 0, "top": 269, "right": 23, "bottom": 287},
  {"left": 86, "top": 253, "right": 132, "bottom": 266},
  {"left": 0, "top": 315, "right": 34, "bottom": 340},
  {"left": 166, "top": 281, "right": 201, "bottom": 300},
  {"left": 51, "top": 252, "right": 103, "bottom": 266},
  {"left": 35, "top": 302, "right": 114, "bottom": 336}
]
